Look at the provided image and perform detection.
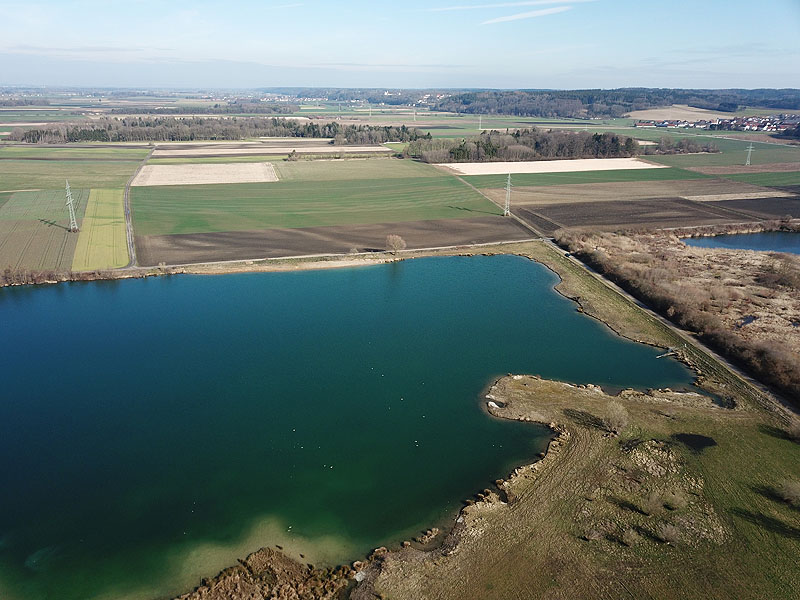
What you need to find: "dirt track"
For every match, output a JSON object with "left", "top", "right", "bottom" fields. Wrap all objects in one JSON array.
[{"left": 135, "top": 216, "right": 533, "bottom": 266}]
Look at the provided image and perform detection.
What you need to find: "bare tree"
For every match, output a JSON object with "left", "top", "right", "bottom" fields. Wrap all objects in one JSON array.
[
  {"left": 604, "top": 401, "right": 629, "bottom": 434},
  {"left": 386, "top": 234, "right": 407, "bottom": 255}
]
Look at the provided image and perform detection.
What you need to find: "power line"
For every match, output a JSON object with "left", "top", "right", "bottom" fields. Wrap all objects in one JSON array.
[
  {"left": 65, "top": 179, "right": 79, "bottom": 233},
  {"left": 504, "top": 173, "right": 512, "bottom": 217}
]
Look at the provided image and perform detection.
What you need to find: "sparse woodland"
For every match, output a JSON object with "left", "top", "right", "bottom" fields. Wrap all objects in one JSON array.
[
  {"left": 556, "top": 224, "right": 800, "bottom": 402},
  {"left": 406, "top": 129, "right": 642, "bottom": 163}
]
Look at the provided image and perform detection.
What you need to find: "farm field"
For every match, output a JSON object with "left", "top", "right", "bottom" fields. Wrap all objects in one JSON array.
[
  {"left": 647, "top": 137, "right": 800, "bottom": 167},
  {"left": 438, "top": 157, "right": 666, "bottom": 176},
  {"left": 131, "top": 162, "right": 278, "bottom": 186},
  {"left": 514, "top": 197, "right": 761, "bottom": 235},
  {"left": 0, "top": 188, "right": 88, "bottom": 270},
  {"left": 0, "top": 146, "right": 151, "bottom": 160},
  {"left": 483, "top": 178, "right": 777, "bottom": 206},
  {"left": 150, "top": 144, "right": 392, "bottom": 158},
  {"left": 71, "top": 189, "right": 129, "bottom": 271},
  {"left": 272, "top": 158, "right": 439, "bottom": 181},
  {"left": 720, "top": 171, "right": 800, "bottom": 187},
  {"left": 136, "top": 216, "right": 531, "bottom": 266},
  {"left": 462, "top": 166, "right": 707, "bottom": 189},
  {"left": 131, "top": 176, "right": 499, "bottom": 237},
  {"left": 0, "top": 159, "right": 141, "bottom": 191}
]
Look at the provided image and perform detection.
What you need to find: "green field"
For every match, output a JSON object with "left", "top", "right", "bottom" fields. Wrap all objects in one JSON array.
[
  {"left": 462, "top": 167, "right": 709, "bottom": 189},
  {"left": 72, "top": 189, "right": 129, "bottom": 271},
  {"left": 0, "top": 159, "right": 141, "bottom": 190},
  {"left": 273, "top": 158, "right": 440, "bottom": 181},
  {"left": 132, "top": 176, "right": 499, "bottom": 236},
  {"left": 720, "top": 171, "right": 800, "bottom": 187},
  {"left": 647, "top": 137, "right": 800, "bottom": 167},
  {"left": 0, "top": 146, "right": 151, "bottom": 160},
  {"left": 0, "top": 189, "right": 89, "bottom": 270}
]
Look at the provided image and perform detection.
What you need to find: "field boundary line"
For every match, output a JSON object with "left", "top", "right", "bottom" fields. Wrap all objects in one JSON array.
[{"left": 122, "top": 147, "right": 154, "bottom": 268}]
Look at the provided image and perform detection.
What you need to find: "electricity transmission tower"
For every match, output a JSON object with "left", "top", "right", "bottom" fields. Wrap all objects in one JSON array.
[
  {"left": 479, "top": 115, "right": 482, "bottom": 131},
  {"left": 504, "top": 174, "right": 512, "bottom": 216},
  {"left": 745, "top": 143, "right": 754, "bottom": 166},
  {"left": 65, "top": 180, "right": 79, "bottom": 232}
]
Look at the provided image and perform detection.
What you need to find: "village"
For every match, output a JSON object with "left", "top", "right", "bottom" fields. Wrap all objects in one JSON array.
[{"left": 635, "top": 112, "right": 800, "bottom": 132}]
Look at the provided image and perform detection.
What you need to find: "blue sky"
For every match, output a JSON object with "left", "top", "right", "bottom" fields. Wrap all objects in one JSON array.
[{"left": 1, "top": 0, "right": 799, "bottom": 88}]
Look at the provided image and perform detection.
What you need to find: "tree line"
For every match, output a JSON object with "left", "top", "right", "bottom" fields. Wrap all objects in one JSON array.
[
  {"left": 10, "top": 118, "right": 427, "bottom": 144},
  {"left": 434, "top": 89, "right": 800, "bottom": 119},
  {"left": 109, "top": 102, "right": 297, "bottom": 115},
  {"left": 406, "top": 130, "right": 641, "bottom": 163}
]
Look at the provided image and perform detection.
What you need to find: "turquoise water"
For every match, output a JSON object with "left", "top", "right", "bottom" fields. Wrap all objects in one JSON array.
[
  {"left": 0, "top": 256, "right": 694, "bottom": 599},
  {"left": 683, "top": 231, "right": 800, "bottom": 254}
]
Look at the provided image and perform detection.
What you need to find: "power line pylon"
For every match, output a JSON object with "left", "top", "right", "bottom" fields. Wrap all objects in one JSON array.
[
  {"left": 65, "top": 179, "right": 79, "bottom": 232},
  {"left": 745, "top": 143, "right": 754, "bottom": 166},
  {"left": 504, "top": 173, "right": 512, "bottom": 216}
]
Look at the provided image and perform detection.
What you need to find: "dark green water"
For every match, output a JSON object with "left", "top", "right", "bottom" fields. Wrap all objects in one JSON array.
[
  {"left": 683, "top": 231, "right": 800, "bottom": 254},
  {"left": 0, "top": 256, "right": 694, "bottom": 599}
]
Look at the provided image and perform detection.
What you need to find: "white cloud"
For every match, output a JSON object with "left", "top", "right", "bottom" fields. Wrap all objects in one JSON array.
[{"left": 482, "top": 6, "right": 572, "bottom": 24}]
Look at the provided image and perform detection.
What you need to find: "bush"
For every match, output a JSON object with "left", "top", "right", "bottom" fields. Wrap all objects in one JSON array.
[
  {"left": 657, "top": 523, "right": 680, "bottom": 544},
  {"left": 621, "top": 528, "right": 639, "bottom": 547},
  {"left": 663, "top": 491, "right": 688, "bottom": 511},
  {"left": 641, "top": 492, "right": 664, "bottom": 516},
  {"left": 778, "top": 480, "right": 800, "bottom": 507}
]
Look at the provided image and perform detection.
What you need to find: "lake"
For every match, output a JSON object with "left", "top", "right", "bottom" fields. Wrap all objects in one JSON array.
[
  {"left": 0, "top": 255, "right": 695, "bottom": 599},
  {"left": 683, "top": 231, "right": 800, "bottom": 254}
]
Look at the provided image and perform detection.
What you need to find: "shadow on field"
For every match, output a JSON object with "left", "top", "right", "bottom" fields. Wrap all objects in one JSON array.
[
  {"left": 608, "top": 496, "right": 647, "bottom": 515},
  {"left": 670, "top": 433, "right": 717, "bottom": 454},
  {"left": 38, "top": 218, "right": 69, "bottom": 231},
  {"left": 758, "top": 424, "right": 799, "bottom": 443},
  {"left": 563, "top": 408, "right": 606, "bottom": 431},
  {"left": 751, "top": 484, "right": 800, "bottom": 511},
  {"left": 732, "top": 508, "right": 800, "bottom": 539},
  {"left": 445, "top": 205, "right": 500, "bottom": 216}
]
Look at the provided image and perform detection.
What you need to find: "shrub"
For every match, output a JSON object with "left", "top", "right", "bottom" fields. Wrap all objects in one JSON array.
[
  {"left": 778, "top": 479, "right": 800, "bottom": 507},
  {"left": 641, "top": 492, "right": 664, "bottom": 516},
  {"left": 663, "top": 491, "right": 688, "bottom": 510},
  {"left": 621, "top": 528, "right": 639, "bottom": 547},
  {"left": 657, "top": 523, "right": 680, "bottom": 544}
]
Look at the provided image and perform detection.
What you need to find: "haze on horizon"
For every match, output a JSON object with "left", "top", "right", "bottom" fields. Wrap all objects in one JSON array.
[{"left": 1, "top": 0, "right": 799, "bottom": 90}]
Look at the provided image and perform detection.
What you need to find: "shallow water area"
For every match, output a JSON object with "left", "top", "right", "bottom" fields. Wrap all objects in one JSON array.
[
  {"left": 0, "top": 255, "right": 695, "bottom": 599},
  {"left": 683, "top": 231, "right": 800, "bottom": 254}
]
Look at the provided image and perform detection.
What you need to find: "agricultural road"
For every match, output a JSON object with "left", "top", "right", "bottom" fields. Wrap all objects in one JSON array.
[{"left": 123, "top": 148, "right": 153, "bottom": 268}]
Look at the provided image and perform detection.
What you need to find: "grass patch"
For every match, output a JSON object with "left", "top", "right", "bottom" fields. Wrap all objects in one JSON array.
[
  {"left": 72, "top": 189, "right": 129, "bottom": 271},
  {"left": 131, "top": 176, "right": 499, "bottom": 236},
  {"left": 0, "top": 160, "right": 141, "bottom": 190},
  {"left": 463, "top": 167, "right": 708, "bottom": 189}
]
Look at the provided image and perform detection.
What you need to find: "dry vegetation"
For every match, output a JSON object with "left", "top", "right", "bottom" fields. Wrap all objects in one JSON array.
[{"left": 557, "top": 223, "right": 800, "bottom": 402}]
